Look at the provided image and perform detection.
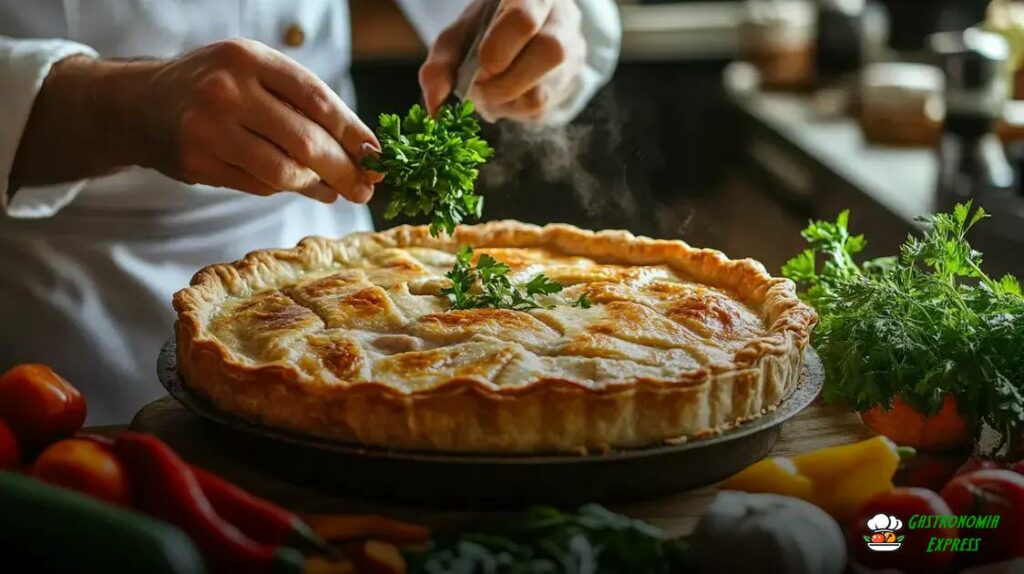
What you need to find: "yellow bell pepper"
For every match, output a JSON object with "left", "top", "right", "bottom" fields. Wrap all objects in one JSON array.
[{"left": 719, "top": 436, "right": 904, "bottom": 521}]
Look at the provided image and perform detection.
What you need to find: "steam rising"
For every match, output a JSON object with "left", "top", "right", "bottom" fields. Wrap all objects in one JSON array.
[{"left": 480, "top": 92, "right": 640, "bottom": 222}]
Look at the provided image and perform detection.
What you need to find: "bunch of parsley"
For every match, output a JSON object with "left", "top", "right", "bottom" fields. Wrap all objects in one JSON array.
[
  {"left": 363, "top": 101, "right": 493, "bottom": 237},
  {"left": 442, "top": 246, "right": 592, "bottom": 311},
  {"left": 783, "top": 202, "right": 1024, "bottom": 447},
  {"left": 408, "top": 504, "right": 693, "bottom": 574}
]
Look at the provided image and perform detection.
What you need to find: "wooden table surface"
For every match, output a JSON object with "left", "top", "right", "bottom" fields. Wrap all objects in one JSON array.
[{"left": 91, "top": 398, "right": 872, "bottom": 538}]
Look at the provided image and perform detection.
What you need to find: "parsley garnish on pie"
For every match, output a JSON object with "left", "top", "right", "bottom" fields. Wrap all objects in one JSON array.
[
  {"left": 442, "top": 245, "right": 564, "bottom": 311},
  {"left": 363, "top": 101, "right": 493, "bottom": 237}
]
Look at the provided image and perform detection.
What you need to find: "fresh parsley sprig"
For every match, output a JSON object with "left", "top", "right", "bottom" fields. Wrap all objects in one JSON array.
[
  {"left": 408, "top": 504, "right": 692, "bottom": 574},
  {"left": 362, "top": 101, "right": 493, "bottom": 237},
  {"left": 783, "top": 202, "right": 1024, "bottom": 449},
  {"left": 442, "top": 246, "right": 564, "bottom": 311}
]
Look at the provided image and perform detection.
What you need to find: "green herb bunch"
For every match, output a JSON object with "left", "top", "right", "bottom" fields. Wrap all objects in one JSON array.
[
  {"left": 408, "top": 504, "right": 692, "bottom": 574},
  {"left": 443, "top": 246, "right": 592, "bottom": 311},
  {"left": 783, "top": 203, "right": 1024, "bottom": 447},
  {"left": 363, "top": 101, "right": 493, "bottom": 237}
]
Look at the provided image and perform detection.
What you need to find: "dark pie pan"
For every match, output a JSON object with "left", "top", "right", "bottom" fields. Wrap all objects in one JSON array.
[{"left": 158, "top": 337, "right": 823, "bottom": 509}]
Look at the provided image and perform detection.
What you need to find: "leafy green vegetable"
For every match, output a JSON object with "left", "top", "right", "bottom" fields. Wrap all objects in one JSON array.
[
  {"left": 363, "top": 101, "right": 493, "bottom": 237},
  {"left": 442, "top": 245, "right": 563, "bottom": 311},
  {"left": 572, "top": 294, "right": 593, "bottom": 309},
  {"left": 408, "top": 504, "right": 693, "bottom": 574},
  {"left": 782, "top": 202, "right": 1024, "bottom": 449}
]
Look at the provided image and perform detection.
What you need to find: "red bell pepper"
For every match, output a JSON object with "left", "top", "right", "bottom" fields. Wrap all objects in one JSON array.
[{"left": 114, "top": 432, "right": 303, "bottom": 574}]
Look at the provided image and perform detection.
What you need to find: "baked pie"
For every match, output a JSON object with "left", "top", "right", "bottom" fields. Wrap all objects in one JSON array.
[{"left": 173, "top": 222, "right": 816, "bottom": 452}]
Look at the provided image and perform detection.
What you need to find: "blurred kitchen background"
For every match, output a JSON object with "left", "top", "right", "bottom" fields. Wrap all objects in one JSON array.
[{"left": 352, "top": 0, "right": 1024, "bottom": 276}]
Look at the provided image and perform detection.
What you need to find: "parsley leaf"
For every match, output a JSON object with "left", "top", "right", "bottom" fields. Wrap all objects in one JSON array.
[
  {"left": 572, "top": 294, "right": 593, "bottom": 309},
  {"left": 362, "top": 101, "right": 493, "bottom": 237},
  {"left": 441, "top": 246, "right": 564, "bottom": 311},
  {"left": 407, "top": 504, "right": 693, "bottom": 574},
  {"left": 782, "top": 202, "right": 1024, "bottom": 451}
]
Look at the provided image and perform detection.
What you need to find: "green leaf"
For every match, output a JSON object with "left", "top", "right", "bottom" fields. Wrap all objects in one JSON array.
[
  {"left": 524, "top": 274, "right": 563, "bottom": 296},
  {"left": 367, "top": 101, "right": 493, "bottom": 237},
  {"left": 897, "top": 535, "right": 905, "bottom": 542},
  {"left": 998, "top": 274, "right": 1022, "bottom": 297},
  {"left": 441, "top": 246, "right": 578, "bottom": 311},
  {"left": 572, "top": 294, "right": 593, "bottom": 309}
]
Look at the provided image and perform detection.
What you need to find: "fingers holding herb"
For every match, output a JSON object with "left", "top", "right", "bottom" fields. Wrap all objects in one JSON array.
[{"left": 363, "top": 101, "right": 493, "bottom": 237}]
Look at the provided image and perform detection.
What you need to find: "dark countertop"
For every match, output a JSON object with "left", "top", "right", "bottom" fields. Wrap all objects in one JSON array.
[{"left": 723, "top": 61, "right": 1024, "bottom": 276}]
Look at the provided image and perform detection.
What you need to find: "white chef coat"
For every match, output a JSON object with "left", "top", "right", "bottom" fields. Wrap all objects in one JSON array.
[{"left": 0, "top": 1, "right": 620, "bottom": 424}]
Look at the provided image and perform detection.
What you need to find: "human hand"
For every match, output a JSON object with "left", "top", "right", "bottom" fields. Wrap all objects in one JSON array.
[
  {"left": 141, "top": 39, "right": 381, "bottom": 203},
  {"left": 419, "top": 0, "right": 586, "bottom": 123}
]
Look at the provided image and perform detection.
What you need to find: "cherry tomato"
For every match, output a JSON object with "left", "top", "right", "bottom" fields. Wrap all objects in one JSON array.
[
  {"left": 848, "top": 487, "right": 956, "bottom": 574},
  {"left": 29, "top": 438, "right": 132, "bottom": 506},
  {"left": 0, "top": 364, "right": 86, "bottom": 452},
  {"left": 941, "top": 470, "right": 1024, "bottom": 565},
  {"left": 0, "top": 419, "right": 21, "bottom": 470}
]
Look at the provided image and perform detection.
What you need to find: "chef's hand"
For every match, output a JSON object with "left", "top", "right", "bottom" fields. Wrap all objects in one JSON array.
[
  {"left": 145, "top": 39, "right": 381, "bottom": 203},
  {"left": 419, "top": 0, "right": 585, "bottom": 122}
]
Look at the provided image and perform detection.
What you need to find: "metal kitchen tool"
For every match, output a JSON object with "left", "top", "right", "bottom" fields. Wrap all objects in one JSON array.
[
  {"left": 931, "top": 28, "right": 1024, "bottom": 246},
  {"left": 454, "top": 0, "right": 501, "bottom": 101},
  {"left": 157, "top": 337, "right": 823, "bottom": 509}
]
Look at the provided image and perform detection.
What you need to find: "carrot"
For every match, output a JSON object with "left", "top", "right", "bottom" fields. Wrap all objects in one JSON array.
[
  {"left": 348, "top": 541, "right": 406, "bottom": 574},
  {"left": 300, "top": 514, "right": 429, "bottom": 546}
]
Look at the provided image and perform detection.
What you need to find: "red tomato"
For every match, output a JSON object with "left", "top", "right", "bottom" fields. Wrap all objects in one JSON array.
[
  {"left": 848, "top": 487, "right": 956, "bottom": 574},
  {"left": 1011, "top": 459, "right": 1024, "bottom": 476},
  {"left": 941, "top": 470, "right": 1024, "bottom": 565},
  {"left": 955, "top": 457, "right": 1003, "bottom": 477},
  {"left": 870, "top": 533, "right": 885, "bottom": 543},
  {"left": 0, "top": 364, "right": 86, "bottom": 452},
  {"left": 29, "top": 438, "right": 131, "bottom": 506},
  {"left": 0, "top": 419, "right": 20, "bottom": 470}
]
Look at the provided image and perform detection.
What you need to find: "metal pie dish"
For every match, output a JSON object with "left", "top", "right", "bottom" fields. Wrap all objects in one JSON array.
[{"left": 158, "top": 337, "right": 823, "bottom": 509}]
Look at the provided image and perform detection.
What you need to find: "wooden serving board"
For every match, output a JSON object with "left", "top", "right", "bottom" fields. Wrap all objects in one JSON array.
[{"left": 127, "top": 396, "right": 873, "bottom": 537}]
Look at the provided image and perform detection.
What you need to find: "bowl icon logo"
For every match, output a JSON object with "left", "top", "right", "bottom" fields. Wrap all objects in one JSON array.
[{"left": 863, "top": 514, "right": 904, "bottom": 552}]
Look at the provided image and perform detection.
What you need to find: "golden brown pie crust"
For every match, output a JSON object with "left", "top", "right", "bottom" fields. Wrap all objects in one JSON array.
[{"left": 173, "top": 221, "right": 816, "bottom": 453}]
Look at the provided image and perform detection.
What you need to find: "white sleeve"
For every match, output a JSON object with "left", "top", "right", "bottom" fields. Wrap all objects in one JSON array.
[
  {"left": 394, "top": 0, "right": 621, "bottom": 126},
  {"left": 546, "top": 0, "right": 620, "bottom": 126},
  {"left": 1, "top": 37, "right": 98, "bottom": 219},
  {"left": 392, "top": 0, "right": 473, "bottom": 46}
]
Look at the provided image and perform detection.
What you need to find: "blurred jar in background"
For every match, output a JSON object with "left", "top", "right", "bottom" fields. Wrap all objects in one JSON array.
[
  {"left": 741, "top": 0, "right": 816, "bottom": 90},
  {"left": 858, "top": 63, "right": 945, "bottom": 146},
  {"left": 985, "top": 0, "right": 1024, "bottom": 99}
]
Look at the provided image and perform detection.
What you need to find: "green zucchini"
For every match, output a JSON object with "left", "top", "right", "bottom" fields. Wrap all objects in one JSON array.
[{"left": 0, "top": 471, "right": 206, "bottom": 574}]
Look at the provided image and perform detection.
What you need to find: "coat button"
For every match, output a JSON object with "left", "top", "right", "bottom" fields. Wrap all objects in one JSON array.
[{"left": 283, "top": 23, "right": 305, "bottom": 48}]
